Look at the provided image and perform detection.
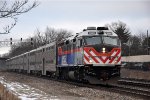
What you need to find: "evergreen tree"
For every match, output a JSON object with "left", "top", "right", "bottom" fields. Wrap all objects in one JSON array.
[
  {"left": 108, "top": 21, "right": 131, "bottom": 44},
  {"left": 107, "top": 21, "right": 131, "bottom": 56}
]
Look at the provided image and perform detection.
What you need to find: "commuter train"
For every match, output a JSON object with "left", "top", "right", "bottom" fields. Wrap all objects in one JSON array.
[{"left": 6, "top": 27, "right": 121, "bottom": 84}]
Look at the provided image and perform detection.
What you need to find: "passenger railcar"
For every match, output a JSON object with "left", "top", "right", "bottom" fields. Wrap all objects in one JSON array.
[
  {"left": 6, "top": 27, "right": 121, "bottom": 84},
  {"left": 23, "top": 53, "right": 28, "bottom": 73}
]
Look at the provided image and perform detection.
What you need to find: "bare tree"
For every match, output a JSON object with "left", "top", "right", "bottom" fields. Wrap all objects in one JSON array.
[
  {"left": 56, "top": 29, "right": 73, "bottom": 42},
  {"left": 8, "top": 27, "right": 72, "bottom": 57},
  {"left": 39, "top": 27, "right": 72, "bottom": 44},
  {"left": 34, "top": 28, "right": 44, "bottom": 46},
  {"left": 44, "top": 27, "right": 57, "bottom": 43},
  {"left": 0, "top": 0, "right": 39, "bottom": 34}
]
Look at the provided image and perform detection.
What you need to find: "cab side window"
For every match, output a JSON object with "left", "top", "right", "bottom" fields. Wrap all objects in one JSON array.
[{"left": 77, "top": 39, "right": 82, "bottom": 47}]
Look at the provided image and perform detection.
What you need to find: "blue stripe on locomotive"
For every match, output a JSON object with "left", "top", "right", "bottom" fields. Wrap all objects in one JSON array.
[
  {"left": 58, "top": 53, "right": 75, "bottom": 65},
  {"left": 67, "top": 53, "right": 75, "bottom": 64},
  {"left": 58, "top": 55, "right": 61, "bottom": 65}
]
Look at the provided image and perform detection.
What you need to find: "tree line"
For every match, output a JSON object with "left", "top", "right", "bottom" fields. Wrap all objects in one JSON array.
[
  {"left": 1, "top": 1, "right": 149, "bottom": 57},
  {"left": 2, "top": 21, "right": 150, "bottom": 58},
  {"left": 7, "top": 27, "right": 72, "bottom": 57}
]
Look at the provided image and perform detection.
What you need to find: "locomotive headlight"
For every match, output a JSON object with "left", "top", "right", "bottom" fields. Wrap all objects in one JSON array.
[
  {"left": 114, "top": 60, "right": 118, "bottom": 64},
  {"left": 89, "top": 59, "right": 92, "bottom": 63},
  {"left": 115, "top": 56, "right": 118, "bottom": 60},
  {"left": 102, "top": 48, "right": 106, "bottom": 53},
  {"left": 115, "top": 57, "right": 118, "bottom": 63},
  {"left": 89, "top": 57, "right": 93, "bottom": 63}
]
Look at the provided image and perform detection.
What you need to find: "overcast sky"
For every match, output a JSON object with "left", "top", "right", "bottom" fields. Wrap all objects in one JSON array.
[{"left": 0, "top": 0, "right": 150, "bottom": 55}]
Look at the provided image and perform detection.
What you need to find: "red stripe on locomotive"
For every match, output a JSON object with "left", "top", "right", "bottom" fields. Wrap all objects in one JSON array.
[{"left": 84, "top": 47, "right": 121, "bottom": 64}]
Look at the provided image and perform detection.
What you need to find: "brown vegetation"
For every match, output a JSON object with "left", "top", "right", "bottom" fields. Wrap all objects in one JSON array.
[{"left": 0, "top": 83, "right": 20, "bottom": 100}]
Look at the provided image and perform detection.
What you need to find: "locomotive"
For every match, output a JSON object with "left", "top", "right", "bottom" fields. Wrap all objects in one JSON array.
[{"left": 6, "top": 27, "right": 121, "bottom": 84}]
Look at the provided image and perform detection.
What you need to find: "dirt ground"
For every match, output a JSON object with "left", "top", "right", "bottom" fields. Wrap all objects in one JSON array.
[
  {"left": 0, "top": 71, "right": 144, "bottom": 100},
  {"left": 120, "top": 68, "right": 150, "bottom": 80}
]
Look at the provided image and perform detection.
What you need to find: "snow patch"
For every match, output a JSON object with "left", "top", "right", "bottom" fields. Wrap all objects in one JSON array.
[{"left": 0, "top": 76, "right": 59, "bottom": 100}]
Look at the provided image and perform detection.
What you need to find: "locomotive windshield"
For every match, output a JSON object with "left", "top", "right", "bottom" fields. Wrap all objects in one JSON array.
[
  {"left": 84, "top": 36, "right": 120, "bottom": 46},
  {"left": 84, "top": 36, "right": 102, "bottom": 45},
  {"left": 102, "top": 36, "right": 120, "bottom": 46}
]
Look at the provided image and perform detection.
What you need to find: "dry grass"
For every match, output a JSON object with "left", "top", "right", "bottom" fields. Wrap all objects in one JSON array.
[{"left": 0, "top": 83, "right": 20, "bottom": 100}]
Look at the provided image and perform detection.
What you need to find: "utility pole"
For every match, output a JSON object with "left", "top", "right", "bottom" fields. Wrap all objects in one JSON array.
[
  {"left": 147, "top": 30, "right": 149, "bottom": 55},
  {"left": 128, "top": 37, "right": 131, "bottom": 56}
]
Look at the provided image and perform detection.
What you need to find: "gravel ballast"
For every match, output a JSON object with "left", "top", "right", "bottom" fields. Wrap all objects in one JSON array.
[{"left": 0, "top": 71, "right": 144, "bottom": 100}]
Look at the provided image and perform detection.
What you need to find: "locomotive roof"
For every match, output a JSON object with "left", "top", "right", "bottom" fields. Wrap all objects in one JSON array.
[
  {"left": 77, "top": 27, "right": 117, "bottom": 37},
  {"left": 62, "top": 27, "right": 118, "bottom": 43}
]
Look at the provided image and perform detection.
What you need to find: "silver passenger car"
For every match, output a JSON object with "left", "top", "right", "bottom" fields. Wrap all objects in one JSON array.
[{"left": 6, "top": 42, "right": 56, "bottom": 76}]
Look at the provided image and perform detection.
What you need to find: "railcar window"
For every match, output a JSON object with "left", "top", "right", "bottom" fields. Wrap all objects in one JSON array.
[
  {"left": 37, "top": 61, "right": 42, "bottom": 64},
  {"left": 67, "top": 44, "right": 71, "bottom": 50},
  {"left": 46, "top": 48, "right": 49, "bottom": 51},
  {"left": 30, "top": 62, "right": 35, "bottom": 65},
  {"left": 38, "top": 50, "right": 41, "bottom": 53},
  {"left": 80, "top": 39, "right": 83, "bottom": 46},
  {"left": 43, "top": 48, "right": 45, "bottom": 52},
  {"left": 51, "top": 46, "right": 54, "bottom": 49},
  {"left": 46, "top": 60, "right": 53, "bottom": 64},
  {"left": 30, "top": 52, "right": 35, "bottom": 56},
  {"left": 73, "top": 39, "right": 76, "bottom": 42},
  {"left": 66, "top": 40, "right": 69, "bottom": 44}
]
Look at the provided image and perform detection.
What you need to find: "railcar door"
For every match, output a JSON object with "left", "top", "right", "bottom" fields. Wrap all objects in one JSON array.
[
  {"left": 42, "top": 58, "right": 45, "bottom": 75},
  {"left": 28, "top": 59, "right": 30, "bottom": 73},
  {"left": 76, "top": 38, "right": 83, "bottom": 65}
]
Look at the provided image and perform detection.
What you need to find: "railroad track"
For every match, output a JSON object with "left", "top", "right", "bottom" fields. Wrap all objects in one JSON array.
[
  {"left": 109, "top": 84, "right": 150, "bottom": 99},
  {"left": 55, "top": 77, "right": 150, "bottom": 99},
  {"left": 118, "top": 78, "right": 150, "bottom": 88},
  {"left": 39, "top": 75, "right": 150, "bottom": 99},
  {"left": 8, "top": 71, "right": 150, "bottom": 99}
]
